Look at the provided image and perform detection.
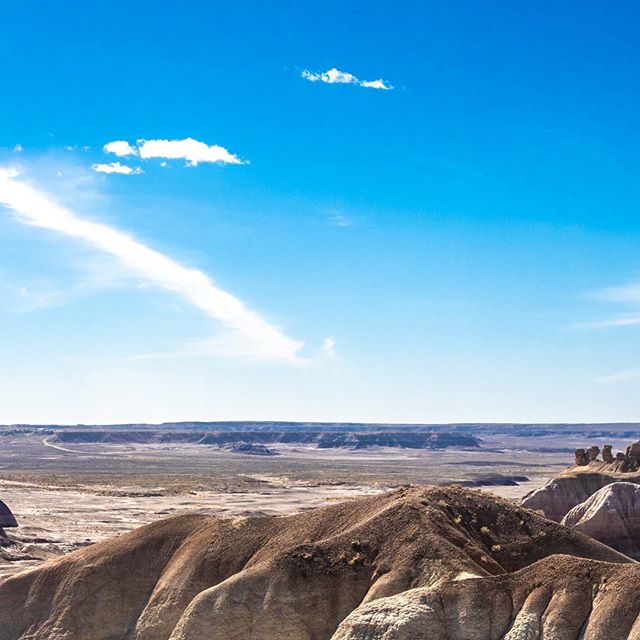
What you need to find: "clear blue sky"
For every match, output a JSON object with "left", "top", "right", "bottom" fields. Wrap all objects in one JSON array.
[{"left": 1, "top": 1, "right": 640, "bottom": 423}]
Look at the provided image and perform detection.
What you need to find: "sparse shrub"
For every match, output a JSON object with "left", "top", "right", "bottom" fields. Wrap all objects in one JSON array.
[
  {"left": 491, "top": 544, "right": 501, "bottom": 552},
  {"left": 453, "top": 514, "right": 463, "bottom": 525},
  {"left": 480, "top": 526, "right": 491, "bottom": 535}
]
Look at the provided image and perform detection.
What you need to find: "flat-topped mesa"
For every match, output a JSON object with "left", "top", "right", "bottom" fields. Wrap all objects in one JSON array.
[{"left": 574, "top": 440, "right": 640, "bottom": 472}]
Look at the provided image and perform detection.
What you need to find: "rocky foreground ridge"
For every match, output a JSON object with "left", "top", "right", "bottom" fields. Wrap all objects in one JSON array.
[{"left": 0, "top": 486, "right": 632, "bottom": 640}]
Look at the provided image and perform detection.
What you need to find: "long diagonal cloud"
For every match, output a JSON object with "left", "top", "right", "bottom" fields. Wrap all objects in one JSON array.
[{"left": 0, "top": 168, "right": 304, "bottom": 363}]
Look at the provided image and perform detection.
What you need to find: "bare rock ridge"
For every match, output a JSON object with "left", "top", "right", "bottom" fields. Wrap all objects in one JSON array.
[{"left": 0, "top": 487, "right": 629, "bottom": 640}]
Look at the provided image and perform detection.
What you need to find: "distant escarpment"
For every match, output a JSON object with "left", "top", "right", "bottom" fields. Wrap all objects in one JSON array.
[
  {"left": 0, "top": 486, "right": 627, "bottom": 640},
  {"left": 52, "top": 430, "right": 480, "bottom": 450}
]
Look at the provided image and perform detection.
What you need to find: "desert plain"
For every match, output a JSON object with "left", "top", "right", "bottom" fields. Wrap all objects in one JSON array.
[{"left": 2, "top": 421, "right": 636, "bottom": 579}]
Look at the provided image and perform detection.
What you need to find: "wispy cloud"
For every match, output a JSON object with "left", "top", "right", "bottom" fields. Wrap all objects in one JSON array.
[
  {"left": 103, "top": 137, "right": 246, "bottom": 166},
  {"left": 330, "top": 212, "right": 354, "bottom": 228},
  {"left": 571, "top": 316, "right": 640, "bottom": 330},
  {"left": 0, "top": 167, "right": 304, "bottom": 363},
  {"left": 575, "top": 281, "right": 640, "bottom": 330},
  {"left": 92, "top": 162, "right": 143, "bottom": 175},
  {"left": 596, "top": 367, "right": 640, "bottom": 384},
  {"left": 301, "top": 67, "right": 393, "bottom": 90}
]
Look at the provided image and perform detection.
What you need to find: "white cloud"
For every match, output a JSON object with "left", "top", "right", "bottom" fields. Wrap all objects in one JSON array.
[
  {"left": 301, "top": 67, "right": 393, "bottom": 90},
  {"left": 137, "top": 138, "right": 245, "bottom": 166},
  {"left": 100, "top": 137, "right": 246, "bottom": 168},
  {"left": 92, "top": 162, "right": 143, "bottom": 175},
  {"left": 0, "top": 167, "right": 304, "bottom": 364},
  {"left": 13, "top": 144, "right": 24, "bottom": 153},
  {"left": 104, "top": 140, "right": 138, "bottom": 157}
]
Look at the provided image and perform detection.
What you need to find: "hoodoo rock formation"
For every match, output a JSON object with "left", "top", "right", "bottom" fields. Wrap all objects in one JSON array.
[
  {"left": 0, "top": 486, "right": 629, "bottom": 640},
  {"left": 573, "top": 440, "right": 640, "bottom": 473}
]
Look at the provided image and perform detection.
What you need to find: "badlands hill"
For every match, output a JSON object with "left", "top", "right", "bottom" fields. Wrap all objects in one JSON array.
[
  {"left": 0, "top": 486, "right": 630, "bottom": 640},
  {"left": 561, "top": 482, "right": 640, "bottom": 560}
]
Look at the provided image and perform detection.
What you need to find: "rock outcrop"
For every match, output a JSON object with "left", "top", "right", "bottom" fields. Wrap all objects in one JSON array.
[
  {"left": 0, "top": 486, "right": 628, "bottom": 640},
  {"left": 523, "top": 439, "right": 640, "bottom": 521},
  {"left": 561, "top": 481, "right": 640, "bottom": 559}
]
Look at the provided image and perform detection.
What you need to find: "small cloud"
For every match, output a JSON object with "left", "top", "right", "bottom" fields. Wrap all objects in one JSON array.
[
  {"left": 92, "top": 162, "right": 143, "bottom": 175},
  {"left": 137, "top": 138, "right": 245, "bottom": 166},
  {"left": 104, "top": 140, "right": 138, "bottom": 157},
  {"left": 13, "top": 144, "right": 23, "bottom": 153},
  {"left": 322, "top": 336, "right": 336, "bottom": 354},
  {"left": 301, "top": 67, "right": 393, "bottom": 90}
]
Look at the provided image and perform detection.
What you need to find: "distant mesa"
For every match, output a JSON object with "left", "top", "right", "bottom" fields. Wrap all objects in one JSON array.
[{"left": 223, "top": 442, "right": 278, "bottom": 456}]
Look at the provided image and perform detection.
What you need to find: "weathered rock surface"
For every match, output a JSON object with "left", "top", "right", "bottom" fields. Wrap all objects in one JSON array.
[
  {"left": 561, "top": 481, "right": 640, "bottom": 559},
  {"left": 0, "top": 486, "right": 628, "bottom": 640},
  {"left": 332, "top": 555, "right": 640, "bottom": 640}
]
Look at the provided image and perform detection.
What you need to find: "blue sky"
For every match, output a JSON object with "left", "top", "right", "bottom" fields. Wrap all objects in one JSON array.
[{"left": 1, "top": 1, "right": 640, "bottom": 423}]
